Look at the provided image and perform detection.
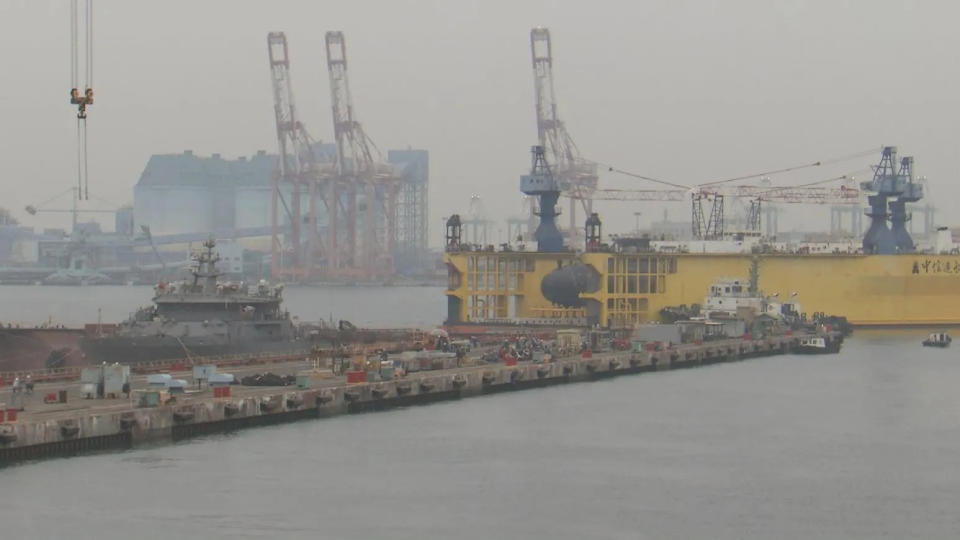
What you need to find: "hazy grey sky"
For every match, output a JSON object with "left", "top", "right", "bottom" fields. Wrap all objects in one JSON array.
[{"left": 2, "top": 0, "right": 958, "bottom": 242}]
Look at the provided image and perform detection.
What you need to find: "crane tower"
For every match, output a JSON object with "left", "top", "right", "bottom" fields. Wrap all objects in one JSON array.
[
  {"left": 325, "top": 31, "right": 400, "bottom": 278},
  {"left": 267, "top": 32, "right": 325, "bottom": 280},
  {"left": 530, "top": 28, "right": 598, "bottom": 241}
]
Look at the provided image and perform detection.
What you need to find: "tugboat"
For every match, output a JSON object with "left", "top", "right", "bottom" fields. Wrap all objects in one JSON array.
[
  {"left": 922, "top": 332, "right": 952, "bottom": 348},
  {"left": 80, "top": 238, "right": 326, "bottom": 363},
  {"left": 794, "top": 335, "right": 842, "bottom": 354}
]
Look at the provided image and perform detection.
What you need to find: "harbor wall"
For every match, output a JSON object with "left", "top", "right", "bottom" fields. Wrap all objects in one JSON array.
[{"left": 0, "top": 333, "right": 829, "bottom": 465}]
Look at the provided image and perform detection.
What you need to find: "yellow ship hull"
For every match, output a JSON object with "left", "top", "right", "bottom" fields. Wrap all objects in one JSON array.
[{"left": 444, "top": 250, "right": 960, "bottom": 327}]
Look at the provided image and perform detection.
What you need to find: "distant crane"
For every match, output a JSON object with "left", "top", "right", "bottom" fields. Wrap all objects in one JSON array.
[
  {"left": 25, "top": 187, "right": 115, "bottom": 233},
  {"left": 530, "top": 28, "right": 598, "bottom": 241},
  {"left": 266, "top": 31, "right": 326, "bottom": 280},
  {"left": 325, "top": 31, "right": 400, "bottom": 278}
]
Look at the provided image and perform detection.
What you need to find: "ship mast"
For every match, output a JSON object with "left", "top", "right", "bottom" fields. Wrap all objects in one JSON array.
[{"left": 192, "top": 238, "right": 221, "bottom": 294}]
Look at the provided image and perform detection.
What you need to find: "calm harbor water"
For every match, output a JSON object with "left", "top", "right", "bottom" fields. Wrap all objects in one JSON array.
[{"left": 1, "top": 286, "right": 959, "bottom": 538}]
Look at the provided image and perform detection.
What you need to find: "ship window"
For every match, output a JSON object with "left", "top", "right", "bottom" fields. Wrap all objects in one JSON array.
[
  {"left": 650, "top": 275, "right": 658, "bottom": 293},
  {"left": 732, "top": 285, "right": 741, "bottom": 293},
  {"left": 658, "top": 276, "right": 666, "bottom": 293},
  {"left": 627, "top": 276, "right": 637, "bottom": 293},
  {"left": 607, "top": 276, "right": 614, "bottom": 293},
  {"left": 669, "top": 257, "right": 677, "bottom": 273},
  {"left": 639, "top": 276, "right": 649, "bottom": 293},
  {"left": 628, "top": 298, "right": 637, "bottom": 311},
  {"left": 616, "top": 276, "right": 625, "bottom": 294},
  {"left": 639, "top": 298, "right": 649, "bottom": 311},
  {"left": 639, "top": 257, "right": 649, "bottom": 273},
  {"left": 607, "top": 258, "right": 614, "bottom": 272},
  {"left": 607, "top": 299, "right": 614, "bottom": 309},
  {"left": 627, "top": 257, "right": 637, "bottom": 273},
  {"left": 526, "top": 259, "right": 535, "bottom": 272},
  {"left": 725, "top": 287, "right": 730, "bottom": 293}
]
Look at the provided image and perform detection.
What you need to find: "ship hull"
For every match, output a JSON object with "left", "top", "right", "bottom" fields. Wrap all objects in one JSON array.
[
  {"left": 444, "top": 251, "right": 960, "bottom": 327},
  {"left": 79, "top": 335, "right": 325, "bottom": 364},
  {"left": 0, "top": 328, "right": 87, "bottom": 371}
]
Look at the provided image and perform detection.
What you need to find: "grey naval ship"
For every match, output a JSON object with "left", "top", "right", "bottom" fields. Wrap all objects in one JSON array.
[{"left": 80, "top": 238, "right": 322, "bottom": 364}]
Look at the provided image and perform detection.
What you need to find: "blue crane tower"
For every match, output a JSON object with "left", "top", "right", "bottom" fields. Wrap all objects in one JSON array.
[
  {"left": 520, "top": 146, "right": 564, "bottom": 252},
  {"left": 888, "top": 156, "right": 923, "bottom": 252},
  {"left": 861, "top": 146, "right": 924, "bottom": 254}
]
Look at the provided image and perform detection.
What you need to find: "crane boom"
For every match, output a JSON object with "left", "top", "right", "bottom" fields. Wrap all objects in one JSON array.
[
  {"left": 580, "top": 185, "right": 860, "bottom": 204},
  {"left": 325, "top": 31, "right": 398, "bottom": 277},
  {"left": 267, "top": 31, "right": 322, "bottom": 279},
  {"left": 530, "top": 28, "right": 598, "bottom": 237}
]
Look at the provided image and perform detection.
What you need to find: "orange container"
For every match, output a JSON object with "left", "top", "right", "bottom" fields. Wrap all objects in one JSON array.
[
  {"left": 346, "top": 370, "right": 367, "bottom": 383},
  {"left": 220, "top": 386, "right": 231, "bottom": 398},
  {"left": 5, "top": 408, "right": 16, "bottom": 422},
  {"left": 504, "top": 357, "right": 518, "bottom": 367}
]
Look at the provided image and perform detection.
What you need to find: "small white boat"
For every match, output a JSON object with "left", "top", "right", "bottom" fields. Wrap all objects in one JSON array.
[
  {"left": 795, "top": 336, "right": 841, "bottom": 354},
  {"left": 922, "top": 333, "right": 951, "bottom": 348}
]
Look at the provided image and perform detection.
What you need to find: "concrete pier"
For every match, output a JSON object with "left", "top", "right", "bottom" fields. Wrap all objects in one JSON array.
[{"left": 0, "top": 332, "right": 839, "bottom": 465}]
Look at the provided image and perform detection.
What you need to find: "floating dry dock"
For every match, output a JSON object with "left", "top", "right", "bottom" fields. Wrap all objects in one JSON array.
[{"left": 0, "top": 331, "right": 840, "bottom": 465}]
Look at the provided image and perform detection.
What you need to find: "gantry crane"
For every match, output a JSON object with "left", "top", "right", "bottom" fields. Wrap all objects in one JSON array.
[
  {"left": 325, "top": 31, "right": 400, "bottom": 278},
  {"left": 530, "top": 28, "right": 598, "bottom": 240},
  {"left": 267, "top": 31, "right": 326, "bottom": 280}
]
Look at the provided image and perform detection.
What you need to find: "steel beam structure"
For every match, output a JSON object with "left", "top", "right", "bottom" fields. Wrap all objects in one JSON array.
[{"left": 325, "top": 31, "right": 401, "bottom": 280}]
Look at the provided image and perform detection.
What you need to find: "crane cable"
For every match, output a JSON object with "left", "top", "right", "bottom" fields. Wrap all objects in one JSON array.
[
  {"left": 699, "top": 147, "right": 880, "bottom": 188},
  {"left": 758, "top": 168, "right": 871, "bottom": 193},
  {"left": 581, "top": 159, "right": 692, "bottom": 190},
  {"left": 594, "top": 147, "right": 880, "bottom": 193},
  {"left": 70, "top": 0, "right": 93, "bottom": 200}
]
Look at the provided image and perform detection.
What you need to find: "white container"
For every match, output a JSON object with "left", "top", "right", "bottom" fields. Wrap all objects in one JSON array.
[
  {"left": 147, "top": 373, "right": 173, "bottom": 388},
  {"left": 80, "top": 383, "right": 97, "bottom": 398},
  {"left": 167, "top": 379, "right": 188, "bottom": 394},
  {"left": 104, "top": 364, "right": 130, "bottom": 395},
  {"left": 81, "top": 367, "right": 103, "bottom": 384},
  {"left": 209, "top": 373, "right": 234, "bottom": 387},
  {"left": 192, "top": 365, "right": 217, "bottom": 381}
]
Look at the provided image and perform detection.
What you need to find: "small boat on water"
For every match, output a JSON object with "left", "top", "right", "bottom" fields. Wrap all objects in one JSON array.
[
  {"left": 794, "top": 335, "right": 841, "bottom": 354},
  {"left": 922, "top": 332, "right": 952, "bottom": 348}
]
